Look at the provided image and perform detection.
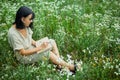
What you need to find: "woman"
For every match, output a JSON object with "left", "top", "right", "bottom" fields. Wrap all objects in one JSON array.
[{"left": 8, "top": 6, "right": 77, "bottom": 73}]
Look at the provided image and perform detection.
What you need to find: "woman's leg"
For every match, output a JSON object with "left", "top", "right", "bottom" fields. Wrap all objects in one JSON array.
[
  {"left": 49, "top": 51, "right": 75, "bottom": 71},
  {"left": 49, "top": 39, "right": 60, "bottom": 57}
]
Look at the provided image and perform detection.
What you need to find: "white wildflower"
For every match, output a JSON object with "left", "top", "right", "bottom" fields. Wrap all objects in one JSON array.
[
  {"left": 115, "top": 59, "right": 118, "bottom": 62},
  {"left": 110, "top": 65, "right": 114, "bottom": 69},
  {"left": 61, "top": 55, "right": 64, "bottom": 60},
  {"left": 88, "top": 50, "right": 91, "bottom": 54},
  {"left": 101, "top": 54, "right": 105, "bottom": 58},
  {"left": 82, "top": 49, "right": 86, "bottom": 53},
  {"left": 116, "top": 65, "right": 119, "bottom": 69},
  {"left": 67, "top": 54, "right": 72, "bottom": 59},
  {"left": 36, "top": 76, "right": 39, "bottom": 80},
  {"left": 114, "top": 72, "right": 119, "bottom": 76},
  {"left": 47, "top": 78, "right": 51, "bottom": 80},
  {"left": 94, "top": 57, "right": 98, "bottom": 61},
  {"left": 118, "top": 68, "right": 120, "bottom": 73},
  {"left": 116, "top": 38, "right": 120, "bottom": 44}
]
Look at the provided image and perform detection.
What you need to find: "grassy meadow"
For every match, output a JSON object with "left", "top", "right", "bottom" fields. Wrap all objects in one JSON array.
[{"left": 0, "top": 0, "right": 120, "bottom": 80}]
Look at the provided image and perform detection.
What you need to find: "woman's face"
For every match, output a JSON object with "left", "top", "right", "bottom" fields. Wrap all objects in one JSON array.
[{"left": 22, "top": 14, "right": 33, "bottom": 27}]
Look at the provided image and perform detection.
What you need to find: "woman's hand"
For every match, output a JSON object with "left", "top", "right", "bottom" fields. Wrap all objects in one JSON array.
[
  {"left": 41, "top": 42, "right": 49, "bottom": 49},
  {"left": 37, "top": 42, "right": 49, "bottom": 50}
]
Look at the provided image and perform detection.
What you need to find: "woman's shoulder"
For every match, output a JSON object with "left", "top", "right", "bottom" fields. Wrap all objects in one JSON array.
[
  {"left": 8, "top": 27, "right": 15, "bottom": 34},
  {"left": 8, "top": 25, "right": 17, "bottom": 36}
]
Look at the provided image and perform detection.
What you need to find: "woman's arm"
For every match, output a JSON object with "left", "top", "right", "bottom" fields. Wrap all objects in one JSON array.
[{"left": 19, "top": 42, "right": 49, "bottom": 56}]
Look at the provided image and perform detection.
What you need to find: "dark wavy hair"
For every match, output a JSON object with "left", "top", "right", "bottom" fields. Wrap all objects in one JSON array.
[{"left": 13, "top": 6, "right": 35, "bottom": 29}]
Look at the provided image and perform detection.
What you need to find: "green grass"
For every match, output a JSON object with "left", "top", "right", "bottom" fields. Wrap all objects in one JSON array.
[{"left": 0, "top": 0, "right": 120, "bottom": 80}]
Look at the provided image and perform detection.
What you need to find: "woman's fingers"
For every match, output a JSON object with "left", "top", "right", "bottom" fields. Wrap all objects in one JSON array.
[
  {"left": 37, "top": 42, "right": 50, "bottom": 50},
  {"left": 42, "top": 42, "right": 49, "bottom": 48}
]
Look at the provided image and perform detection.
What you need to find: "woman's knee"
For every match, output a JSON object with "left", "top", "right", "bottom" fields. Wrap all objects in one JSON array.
[{"left": 49, "top": 51, "right": 54, "bottom": 58}]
